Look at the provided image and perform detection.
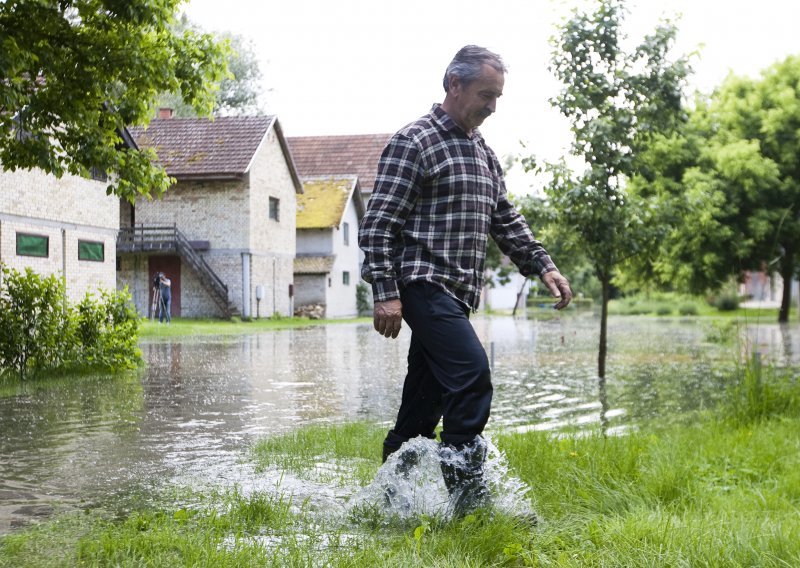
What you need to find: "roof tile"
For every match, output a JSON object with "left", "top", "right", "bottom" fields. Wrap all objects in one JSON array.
[
  {"left": 287, "top": 133, "right": 391, "bottom": 194},
  {"left": 130, "top": 116, "right": 275, "bottom": 178}
]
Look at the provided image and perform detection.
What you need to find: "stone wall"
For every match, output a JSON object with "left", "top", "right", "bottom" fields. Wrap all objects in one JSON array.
[
  {"left": 0, "top": 167, "right": 118, "bottom": 303},
  {"left": 245, "top": 127, "right": 297, "bottom": 317},
  {"left": 294, "top": 273, "right": 327, "bottom": 307}
]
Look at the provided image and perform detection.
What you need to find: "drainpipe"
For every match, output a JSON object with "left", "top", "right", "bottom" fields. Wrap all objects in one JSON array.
[
  {"left": 241, "top": 252, "right": 251, "bottom": 318},
  {"left": 61, "top": 228, "right": 68, "bottom": 312}
]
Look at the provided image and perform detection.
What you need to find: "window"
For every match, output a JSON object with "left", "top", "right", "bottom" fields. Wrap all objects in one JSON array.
[
  {"left": 343, "top": 222, "right": 350, "bottom": 246},
  {"left": 16, "top": 233, "right": 48, "bottom": 258},
  {"left": 78, "top": 240, "right": 105, "bottom": 262},
  {"left": 89, "top": 166, "right": 108, "bottom": 182},
  {"left": 343, "top": 271, "right": 350, "bottom": 285},
  {"left": 269, "top": 197, "right": 280, "bottom": 221}
]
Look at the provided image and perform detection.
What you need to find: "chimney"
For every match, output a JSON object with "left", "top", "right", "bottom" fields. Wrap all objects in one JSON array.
[{"left": 158, "top": 107, "right": 174, "bottom": 119}]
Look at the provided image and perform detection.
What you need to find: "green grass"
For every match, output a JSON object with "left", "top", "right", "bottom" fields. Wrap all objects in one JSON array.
[
  {"left": 3, "top": 368, "right": 800, "bottom": 567},
  {"left": 608, "top": 292, "right": 784, "bottom": 320},
  {"left": 139, "top": 315, "right": 372, "bottom": 338}
]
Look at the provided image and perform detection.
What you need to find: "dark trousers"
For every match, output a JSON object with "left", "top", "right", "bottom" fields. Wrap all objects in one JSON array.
[
  {"left": 383, "top": 282, "right": 492, "bottom": 456},
  {"left": 159, "top": 292, "right": 171, "bottom": 323}
]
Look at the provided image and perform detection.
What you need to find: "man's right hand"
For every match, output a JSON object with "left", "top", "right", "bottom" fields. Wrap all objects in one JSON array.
[{"left": 373, "top": 299, "right": 403, "bottom": 339}]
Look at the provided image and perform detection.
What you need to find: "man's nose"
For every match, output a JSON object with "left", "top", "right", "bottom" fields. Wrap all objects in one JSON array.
[{"left": 486, "top": 98, "right": 497, "bottom": 113}]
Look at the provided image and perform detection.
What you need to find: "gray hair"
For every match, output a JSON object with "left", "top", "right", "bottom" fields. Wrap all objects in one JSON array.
[{"left": 442, "top": 45, "right": 507, "bottom": 92}]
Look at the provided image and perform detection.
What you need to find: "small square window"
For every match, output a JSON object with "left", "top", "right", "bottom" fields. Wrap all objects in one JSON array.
[
  {"left": 343, "top": 222, "right": 350, "bottom": 246},
  {"left": 16, "top": 233, "right": 49, "bottom": 258},
  {"left": 343, "top": 271, "right": 350, "bottom": 285},
  {"left": 269, "top": 197, "right": 280, "bottom": 221},
  {"left": 78, "top": 240, "right": 105, "bottom": 262}
]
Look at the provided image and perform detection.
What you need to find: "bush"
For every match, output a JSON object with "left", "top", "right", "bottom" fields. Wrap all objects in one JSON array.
[
  {"left": 714, "top": 293, "right": 740, "bottom": 311},
  {"left": 679, "top": 304, "right": 698, "bottom": 316},
  {"left": 76, "top": 287, "right": 141, "bottom": 370},
  {"left": 656, "top": 307, "right": 672, "bottom": 316},
  {"left": 356, "top": 282, "right": 372, "bottom": 316},
  {"left": 0, "top": 265, "right": 141, "bottom": 379},
  {"left": 0, "top": 267, "right": 75, "bottom": 378}
]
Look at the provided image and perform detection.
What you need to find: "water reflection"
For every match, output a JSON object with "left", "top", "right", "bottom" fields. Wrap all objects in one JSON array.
[{"left": 1, "top": 315, "right": 798, "bottom": 533}]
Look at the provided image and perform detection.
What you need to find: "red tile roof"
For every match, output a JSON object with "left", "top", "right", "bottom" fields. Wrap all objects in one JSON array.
[
  {"left": 130, "top": 116, "right": 276, "bottom": 180},
  {"left": 287, "top": 133, "right": 392, "bottom": 195}
]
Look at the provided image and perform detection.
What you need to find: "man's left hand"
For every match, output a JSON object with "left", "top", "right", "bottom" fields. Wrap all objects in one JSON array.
[{"left": 542, "top": 271, "right": 573, "bottom": 310}]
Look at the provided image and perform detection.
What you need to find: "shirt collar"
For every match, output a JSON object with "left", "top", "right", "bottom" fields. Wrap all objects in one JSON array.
[{"left": 430, "top": 103, "right": 483, "bottom": 141}]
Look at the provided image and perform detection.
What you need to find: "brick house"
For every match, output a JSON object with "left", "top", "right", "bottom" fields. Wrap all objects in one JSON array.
[
  {"left": 0, "top": 129, "right": 137, "bottom": 303},
  {"left": 120, "top": 113, "right": 302, "bottom": 319},
  {"left": 294, "top": 176, "right": 365, "bottom": 318},
  {"left": 287, "top": 134, "right": 391, "bottom": 204}
]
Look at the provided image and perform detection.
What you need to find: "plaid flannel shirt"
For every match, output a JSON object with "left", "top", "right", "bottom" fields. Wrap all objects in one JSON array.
[{"left": 359, "top": 104, "right": 557, "bottom": 310}]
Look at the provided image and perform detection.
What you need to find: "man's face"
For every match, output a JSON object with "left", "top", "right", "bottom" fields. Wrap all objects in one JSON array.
[{"left": 449, "top": 63, "right": 504, "bottom": 132}]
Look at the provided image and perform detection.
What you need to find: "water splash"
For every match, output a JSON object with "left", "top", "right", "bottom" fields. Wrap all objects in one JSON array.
[{"left": 347, "top": 436, "right": 536, "bottom": 523}]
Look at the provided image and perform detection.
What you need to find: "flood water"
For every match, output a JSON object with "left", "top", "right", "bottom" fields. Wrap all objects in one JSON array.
[{"left": 1, "top": 314, "right": 798, "bottom": 533}]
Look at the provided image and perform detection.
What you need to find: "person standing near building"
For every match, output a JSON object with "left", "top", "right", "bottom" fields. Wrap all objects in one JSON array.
[
  {"left": 157, "top": 272, "right": 172, "bottom": 324},
  {"left": 358, "top": 45, "right": 572, "bottom": 516}
]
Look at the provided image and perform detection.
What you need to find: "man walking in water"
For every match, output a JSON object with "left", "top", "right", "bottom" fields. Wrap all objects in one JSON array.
[{"left": 358, "top": 45, "right": 572, "bottom": 517}]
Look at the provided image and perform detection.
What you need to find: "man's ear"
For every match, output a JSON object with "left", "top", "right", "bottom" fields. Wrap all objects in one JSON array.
[{"left": 447, "top": 74, "right": 461, "bottom": 95}]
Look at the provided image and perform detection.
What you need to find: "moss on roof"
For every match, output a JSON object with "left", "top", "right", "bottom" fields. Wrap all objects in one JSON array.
[{"left": 296, "top": 177, "right": 355, "bottom": 229}]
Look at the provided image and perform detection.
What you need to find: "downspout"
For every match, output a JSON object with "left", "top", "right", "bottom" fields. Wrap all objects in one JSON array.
[{"left": 241, "top": 252, "right": 251, "bottom": 318}]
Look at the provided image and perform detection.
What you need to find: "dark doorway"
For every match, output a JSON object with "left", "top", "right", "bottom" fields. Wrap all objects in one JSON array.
[{"left": 148, "top": 256, "right": 181, "bottom": 317}]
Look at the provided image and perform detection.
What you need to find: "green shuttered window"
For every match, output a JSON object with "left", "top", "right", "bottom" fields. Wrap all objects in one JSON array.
[
  {"left": 16, "top": 233, "right": 49, "bottom": 258},
  {"left": 78, "top": 240, "right": 104, "bottom": 262}
]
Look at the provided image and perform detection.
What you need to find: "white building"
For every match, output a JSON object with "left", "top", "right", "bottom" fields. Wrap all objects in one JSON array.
[{"left": 294, "top": 176, "right": 365, "bottom": 318}]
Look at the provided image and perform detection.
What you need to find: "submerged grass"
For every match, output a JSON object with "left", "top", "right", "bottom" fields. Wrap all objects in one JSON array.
[{"left": 2, "top": 368, "right": 800, "bottom": 567}]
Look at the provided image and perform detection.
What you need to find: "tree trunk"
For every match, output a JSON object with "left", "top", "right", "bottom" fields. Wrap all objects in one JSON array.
[
  {"left": 599, "top": 276, "right": 610, "bottom": 379},
  {"left": 779, "top": 246, "right": 794, "bottom": 323}
]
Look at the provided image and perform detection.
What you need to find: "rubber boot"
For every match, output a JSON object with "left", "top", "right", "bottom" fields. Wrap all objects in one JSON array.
[{"left": 439, "top": 436, "right": 492, "bottom": 518}]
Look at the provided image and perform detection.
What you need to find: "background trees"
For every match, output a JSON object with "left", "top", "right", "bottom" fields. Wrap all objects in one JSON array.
[
  {"left": 0, "top": 0, "right": 229, "bottom": 202},
  {"left": 528, "top": 0, "right": 691, "bottom": 377},
  {"left": 154, "top": 16, "right": 264, "bottom": 118},
  {"left": 633, "top": 56, "right": 800, "bottom": 322}
]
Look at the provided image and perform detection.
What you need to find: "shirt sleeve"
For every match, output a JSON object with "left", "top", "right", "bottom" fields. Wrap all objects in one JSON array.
[
  {"left": 358, "top": 133, "right": 423, "bottom": 302},
  {"left": 487, "top": 153, "right": 557, "bottom": 279}
]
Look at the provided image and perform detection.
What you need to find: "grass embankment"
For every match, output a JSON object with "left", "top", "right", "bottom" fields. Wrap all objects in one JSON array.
[
  {"left": 138, "top": 316, "right": 372, "bottom": 338},
  {"left": 2, "top": 363, "right": 799, "bottom": 566}
]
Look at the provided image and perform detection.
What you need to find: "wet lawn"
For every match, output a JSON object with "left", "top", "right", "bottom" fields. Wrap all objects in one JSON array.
[{"left": 2, "top": 364, "right": 799, "bottom": 567}]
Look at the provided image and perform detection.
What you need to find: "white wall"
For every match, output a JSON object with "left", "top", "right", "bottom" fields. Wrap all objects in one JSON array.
[
  {"left": 482, "top": 271, "right": 529, "bottom": 312},
  {"left": 326, "top": 198, "right": 361, "bottom": 318}
]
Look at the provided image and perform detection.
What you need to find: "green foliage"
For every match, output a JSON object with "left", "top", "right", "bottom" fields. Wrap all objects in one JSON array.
[
  {"left": 356, "top": 282, "right": 372, "bottom": 316},
  {"left": 0, "top": 266, "right": 141, "bottom": 379},
  {"left": 75, "top": 287, "right": 141, "bottom": 370},
  {"left": 0, "top": 0, "right": 229, "bottom": 202},
  {"left": 154, "top": 16, "right": 263, "bottom": 117},
  {"left": 713, "top": 292, "right": 741, "bottom": 311},
  {"left": 724, "top": 355, "right": 800, "bottom": 426},
  {"left": 634, "top": 55, "right": 800, "bottom": 322},
  {"left": 679, "top": 303, "right": 699, "bottom": 316},
  {"left": 0, "top": 267, "right": 74, "bottom": 379}
]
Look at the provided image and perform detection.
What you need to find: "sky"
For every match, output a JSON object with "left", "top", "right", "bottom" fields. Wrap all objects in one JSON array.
[{"left": 183, "top": 0, "right": 800, "bottom": 192}]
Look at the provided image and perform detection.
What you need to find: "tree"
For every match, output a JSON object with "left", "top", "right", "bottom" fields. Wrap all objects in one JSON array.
[
  {"left": 634, "top": 57, "right": 800, "bottom": 322},
  {"left": 0, "top": 0, "right": 229, "bottom": 202},
  {"left": 154, "top": 17, "right": 264, "bottom": 117},
  {"left": 531, "top": 0, "right": 691, "bottom": 377}
]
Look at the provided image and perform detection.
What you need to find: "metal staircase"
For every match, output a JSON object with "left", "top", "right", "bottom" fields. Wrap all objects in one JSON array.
[{"left": 117, "top": 225, "right": 239, "bottom": 318}]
